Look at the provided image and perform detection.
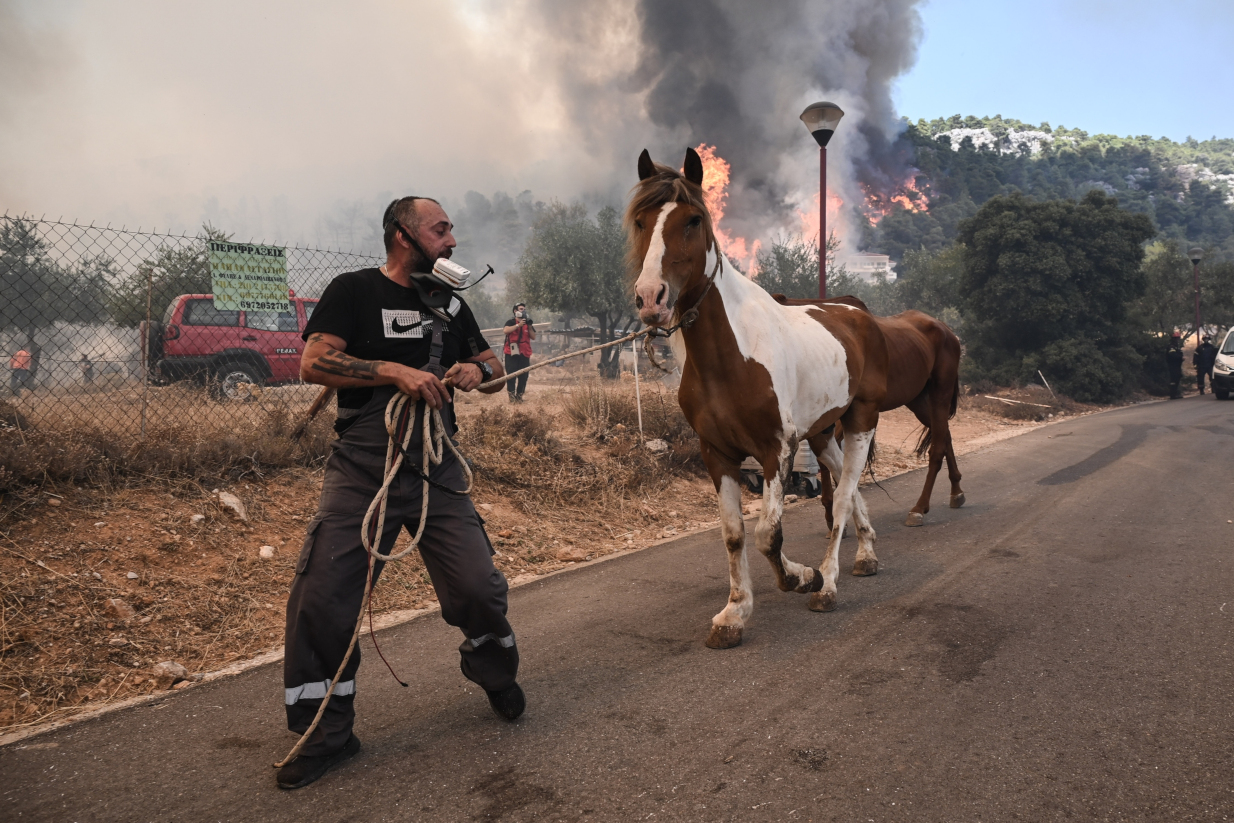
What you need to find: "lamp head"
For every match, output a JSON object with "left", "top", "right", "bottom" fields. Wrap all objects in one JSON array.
[
  {"left": 800, "top": 102, "right": 845, "bottom": 148},
  {"left": 1189, "top": 247, "right": 1204, "bottom": 265}
]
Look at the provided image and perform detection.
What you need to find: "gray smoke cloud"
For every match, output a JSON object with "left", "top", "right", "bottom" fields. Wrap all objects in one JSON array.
[
  {"left": 504, "top": 0, "right": 924, "bottom": 254},
  {"left": 0, "top": 0, "right": 923, "bottom": 266}
]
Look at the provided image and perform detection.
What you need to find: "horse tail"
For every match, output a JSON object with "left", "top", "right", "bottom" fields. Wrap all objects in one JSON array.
[
  {"left": 914, "top": 425, "right": 932, "bottom": 459},
  {"left": 948, "top": 371, "right": 960, "bottom": 420},
  {"left": 866, "top": 433, "right": 877, "bottom": 473}
]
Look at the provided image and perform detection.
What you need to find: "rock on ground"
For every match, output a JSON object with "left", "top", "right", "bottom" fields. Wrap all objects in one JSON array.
[
  {"left": 152, "top": 661, "right": 189, "bottom": 690},
  {"left": 555, "top": 546, "right": 592, "bottom": 563},
  {"left": 214, "top": 491, "right": 248, "bottom": 523},
  {"left": 104, "top": 599, "right": 136, "bottom": 620}
]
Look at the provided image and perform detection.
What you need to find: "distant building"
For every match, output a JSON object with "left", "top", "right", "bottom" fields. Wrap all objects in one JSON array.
[{"left": 843, "top": 252, "right": 897, "bottom": 284}]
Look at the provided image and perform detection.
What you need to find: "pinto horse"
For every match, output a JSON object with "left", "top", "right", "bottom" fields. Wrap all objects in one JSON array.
[
  {"left": 628, "top": 148, "right": 889, "bottom": 649},
  {"left": 773, "top": 295, "right": 965, "bottom": 527}
]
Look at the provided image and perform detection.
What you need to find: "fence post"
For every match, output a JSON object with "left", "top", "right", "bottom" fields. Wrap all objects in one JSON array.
[
  {"left": 140, "top": 265, "right": 153, "bottom": 439},
  {"left": 632, "top": 340, "right": 644, "bottom": 442}
]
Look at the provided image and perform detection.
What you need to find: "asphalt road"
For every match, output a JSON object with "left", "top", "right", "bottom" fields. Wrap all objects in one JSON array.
[{"left": 4, "top": 395, "right": 1233, "bottom": 822}]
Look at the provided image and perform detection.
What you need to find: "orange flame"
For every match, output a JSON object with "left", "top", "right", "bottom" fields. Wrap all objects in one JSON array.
[
  {"left": 694, "top": 144, "right": 761, "bottom": 274},
  {"left": 861, "top": 176, "right": 928, "bottom": 224},
  {"left": 797, "top": 190, "right": 845, "bottom": 244}
]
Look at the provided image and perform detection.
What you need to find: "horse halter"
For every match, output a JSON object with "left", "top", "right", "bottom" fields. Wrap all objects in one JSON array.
[
  {"left": 642, "top": 244, "right": 723, "bottom": 372},
  {"left": 652, "top": 244, "right": 724, "bottom": 337}
]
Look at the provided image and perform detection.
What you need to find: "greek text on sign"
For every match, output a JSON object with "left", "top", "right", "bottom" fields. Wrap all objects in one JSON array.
[{"left": 208, "top": 241, "right": 291, "bottom": 313}]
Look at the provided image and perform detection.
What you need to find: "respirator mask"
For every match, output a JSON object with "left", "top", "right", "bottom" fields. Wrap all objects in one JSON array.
[{"left": 393, "top": 220, "right": 493, "bottom": 321}]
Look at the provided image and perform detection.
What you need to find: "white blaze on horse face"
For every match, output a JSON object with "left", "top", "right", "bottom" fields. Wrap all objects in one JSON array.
[{"left": 634, "top": 203, "right": 678, "bottom": 327}]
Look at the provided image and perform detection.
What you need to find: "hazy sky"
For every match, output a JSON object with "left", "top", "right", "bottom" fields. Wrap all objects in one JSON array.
[
  {"left": 896, "top": 0, "right": 1234, "bottom": 141},
  {"left": 2, "top": 0, "right": 1231, "bottom": 247}
]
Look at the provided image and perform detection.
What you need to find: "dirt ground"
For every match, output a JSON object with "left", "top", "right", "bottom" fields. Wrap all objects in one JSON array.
[{"left": 0, "top": 367, "right": 1109, "bottom": 736}]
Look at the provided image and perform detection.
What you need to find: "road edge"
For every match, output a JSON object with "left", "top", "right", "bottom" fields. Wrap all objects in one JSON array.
[{"left": 0, "top": 398, "right": 1153, "bottom": 749}]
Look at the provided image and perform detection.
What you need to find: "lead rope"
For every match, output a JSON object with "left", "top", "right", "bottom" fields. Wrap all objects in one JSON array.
[{"left": 276, "top": 323, "right": 653, "bottom": 769}]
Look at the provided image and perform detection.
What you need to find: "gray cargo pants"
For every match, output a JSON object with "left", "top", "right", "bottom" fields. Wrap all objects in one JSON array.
[{"left": 284, "top": 388, "right": 518, "bottom": 756}]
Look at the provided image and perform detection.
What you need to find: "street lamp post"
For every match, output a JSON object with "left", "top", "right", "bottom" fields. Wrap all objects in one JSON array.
[
  {"left": 1189, "top": 246, "right": 1204, "bottom": 342},
  {"left": 800, "top": 102, "right": 845, "bottom": 299}
]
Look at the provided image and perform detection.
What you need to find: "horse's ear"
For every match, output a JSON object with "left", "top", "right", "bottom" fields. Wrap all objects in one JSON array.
[
  {"left": 638, "top": 149, "right": 656, "bottom": 181},
  {"left": 683, "top": 147, "right": 704, "bottom": 187}
]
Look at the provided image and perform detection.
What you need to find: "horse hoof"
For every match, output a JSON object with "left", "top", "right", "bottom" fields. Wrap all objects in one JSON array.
[
  {"left": 808, "top": 591, "right": 837, "bottom": 612},
  {"left": 705, "top": 625, "right": 743, "bottom": 649},
  {"left": 852, "top": 558, "right": 878, "bottom": 576},
  {"left": 950, "top": 493, "right": 966, "bottom": 509},
  {"left": 905, "top": 512, "right": 925, "bottom": 527}
]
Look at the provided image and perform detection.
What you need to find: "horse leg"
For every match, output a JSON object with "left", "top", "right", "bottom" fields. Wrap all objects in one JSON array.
[
  {"left": 756, "top": 440, "right": 824, "bottom": 595},
  {"left": 814, "top": 432, "right": 877, "bottom": 576},
  {"left": 943, "top": 425, "right": 965, "bottom": 508},
  {"left": 701, "top": 445, "right": 752, "bottom": 650},
  {"left": 808, "top": 430, "right": 836, "bottom": 532},
  {"left": 810, "top": 427, "right": 877, "bottom": 612},
  {"left": 905, "top": 393, "right": 939, "bottom": 527}
]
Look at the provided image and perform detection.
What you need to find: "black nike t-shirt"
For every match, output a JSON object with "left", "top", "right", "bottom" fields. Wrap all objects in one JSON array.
[{"left": 302, "top": 268, "right": 490, "bottom": 428}]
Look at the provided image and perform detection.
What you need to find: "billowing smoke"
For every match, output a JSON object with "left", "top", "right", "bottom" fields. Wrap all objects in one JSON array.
[
  {"left": 499, "top": 0, "right": 924, "bottom": 250},
  {"left": 0, "top": 0, "right": 923, "bottom": 263}
]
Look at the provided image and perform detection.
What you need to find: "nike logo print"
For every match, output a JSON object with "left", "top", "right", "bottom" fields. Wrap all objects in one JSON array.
[{"left": 390, "top": 318, "right": 419, "bottom": 334}]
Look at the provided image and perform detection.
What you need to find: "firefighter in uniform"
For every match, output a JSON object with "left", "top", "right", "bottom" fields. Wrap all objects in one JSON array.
[
  {"left": 1193, "top": 335, "right": 1217, "bottom": 395},
  {"left": 278, "top": 196, "right": 516, "bottom": 790}
]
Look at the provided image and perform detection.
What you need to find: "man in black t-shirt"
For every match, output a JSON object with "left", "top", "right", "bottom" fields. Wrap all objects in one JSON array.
[{"left": 278, "top": 196, "right": 519, "bottom": 791}]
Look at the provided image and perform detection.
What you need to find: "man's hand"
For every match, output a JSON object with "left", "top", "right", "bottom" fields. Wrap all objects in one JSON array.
[
  {"left": 444, "top": 361, "right": 483, "bottom": 392},
  {"left": 379, "top": 362, "right": 451, "bottom": 408}
]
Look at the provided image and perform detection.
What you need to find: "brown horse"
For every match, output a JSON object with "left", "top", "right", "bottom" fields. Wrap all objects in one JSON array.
[
  {"left": 774, "top": 295, "right": 965, "bottom": 527},
  {"left": 628, "top": 147, "right": 890, "bottom": 649}
]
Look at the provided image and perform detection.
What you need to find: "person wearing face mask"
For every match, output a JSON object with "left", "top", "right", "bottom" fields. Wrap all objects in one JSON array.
[
  {"left": 277, "top": 196, "right": 523, "bottom": 791},
  {"left": 502, "top": 303, "right": 536, "bottom": 402}
]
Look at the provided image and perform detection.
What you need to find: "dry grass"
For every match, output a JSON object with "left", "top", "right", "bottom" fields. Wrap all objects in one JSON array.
[
  {"left": 0, "top": 379, "right": 716, "bottom": 734},
  {"left": 963, "top": 383, "right": 1080, "bottom": 422},
  {"left": 0, "top": 389, "right": 333, "bottom": 492}
]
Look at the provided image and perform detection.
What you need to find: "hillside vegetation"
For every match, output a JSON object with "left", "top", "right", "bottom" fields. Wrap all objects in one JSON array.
[
  {"left": 863, "top": 114, "right": 1234, "bottom": 264},
  {"left": 759, "top": 114, "right": 1234, "bottom": 404}
]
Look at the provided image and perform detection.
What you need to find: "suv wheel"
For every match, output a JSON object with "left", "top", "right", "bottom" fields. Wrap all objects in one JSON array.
[{"left": 212, "top": 364, "right": 263, "bottom": 401}]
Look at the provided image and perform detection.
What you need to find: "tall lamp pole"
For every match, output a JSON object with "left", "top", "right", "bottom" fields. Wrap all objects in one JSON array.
[
  {"left": 800, "top": 102, "right": 845, "bottom": 299},
  {"left": 1189, "top": 247, "right": 1204, "bottom": 342}
]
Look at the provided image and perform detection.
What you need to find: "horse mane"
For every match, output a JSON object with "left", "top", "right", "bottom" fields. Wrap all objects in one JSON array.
[{"left": 623, "top": 162, "right": 716, "bottom": 281}]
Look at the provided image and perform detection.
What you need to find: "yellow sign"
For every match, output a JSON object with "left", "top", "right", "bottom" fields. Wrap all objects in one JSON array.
[{"left": 208, "top": 241, "right": 291, "bottom": 312}]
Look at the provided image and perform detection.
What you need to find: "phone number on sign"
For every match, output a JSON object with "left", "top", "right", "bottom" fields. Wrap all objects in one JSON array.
[{"left": 238, "top": 300, "right": 291, "bottom": 311}]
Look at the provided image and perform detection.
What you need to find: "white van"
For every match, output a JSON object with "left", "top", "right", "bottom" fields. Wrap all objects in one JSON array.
[{"left": 1213, "top": 329, "right": 1234, "bottom": 400}]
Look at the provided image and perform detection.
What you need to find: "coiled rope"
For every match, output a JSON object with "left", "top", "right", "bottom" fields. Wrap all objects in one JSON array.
[{"left": 275, "top": 326, "right": 652, "bottom": 768}]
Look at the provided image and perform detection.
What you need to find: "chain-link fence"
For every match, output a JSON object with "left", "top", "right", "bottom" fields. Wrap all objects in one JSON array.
[{"left": 1, "top": 215, "right": 384, "bottom": 445}]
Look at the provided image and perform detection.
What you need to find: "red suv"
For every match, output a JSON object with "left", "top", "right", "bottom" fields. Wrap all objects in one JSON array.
[{"left": 142, "top": 294, "right": 318, "bottom": 399}]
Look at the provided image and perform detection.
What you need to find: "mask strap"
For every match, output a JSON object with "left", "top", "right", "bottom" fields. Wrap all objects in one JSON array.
[{"left": 394, "top": 220, "right": 436, "bottom": 272}]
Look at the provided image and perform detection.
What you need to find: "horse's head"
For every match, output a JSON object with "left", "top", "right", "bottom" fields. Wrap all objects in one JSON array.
[{"left": 625, "top": 147, "right": 715, "bottom": 328}]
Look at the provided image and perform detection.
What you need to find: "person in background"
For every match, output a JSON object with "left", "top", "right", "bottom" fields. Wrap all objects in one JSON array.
[
  {"left": 9, "top": 348, "right": 31, "bottom": 397},
  {"left": 502, "top": 303, "right": 535, "bottom": 402},
  {"left": 80, "top": 354, "right": 95, "bottom": 386},
  {"left": 1166, "top": 331, "right": 1184, "bottom": 399},
  {"left": 1193, "top": 335, "right": 1217, "bottom": 395}
]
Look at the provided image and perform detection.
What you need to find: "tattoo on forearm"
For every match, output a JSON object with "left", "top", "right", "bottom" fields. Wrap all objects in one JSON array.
[{"left": 311, "top": 347, "right": 378, "bottom": 381}]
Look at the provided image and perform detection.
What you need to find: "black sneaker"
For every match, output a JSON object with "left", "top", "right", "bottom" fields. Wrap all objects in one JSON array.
[
  {"left": 486, "top": 682, "right": 525, "bottom": 721},
  {"left": 275, "top": 733, "right": 361, "bottom": 790}
]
